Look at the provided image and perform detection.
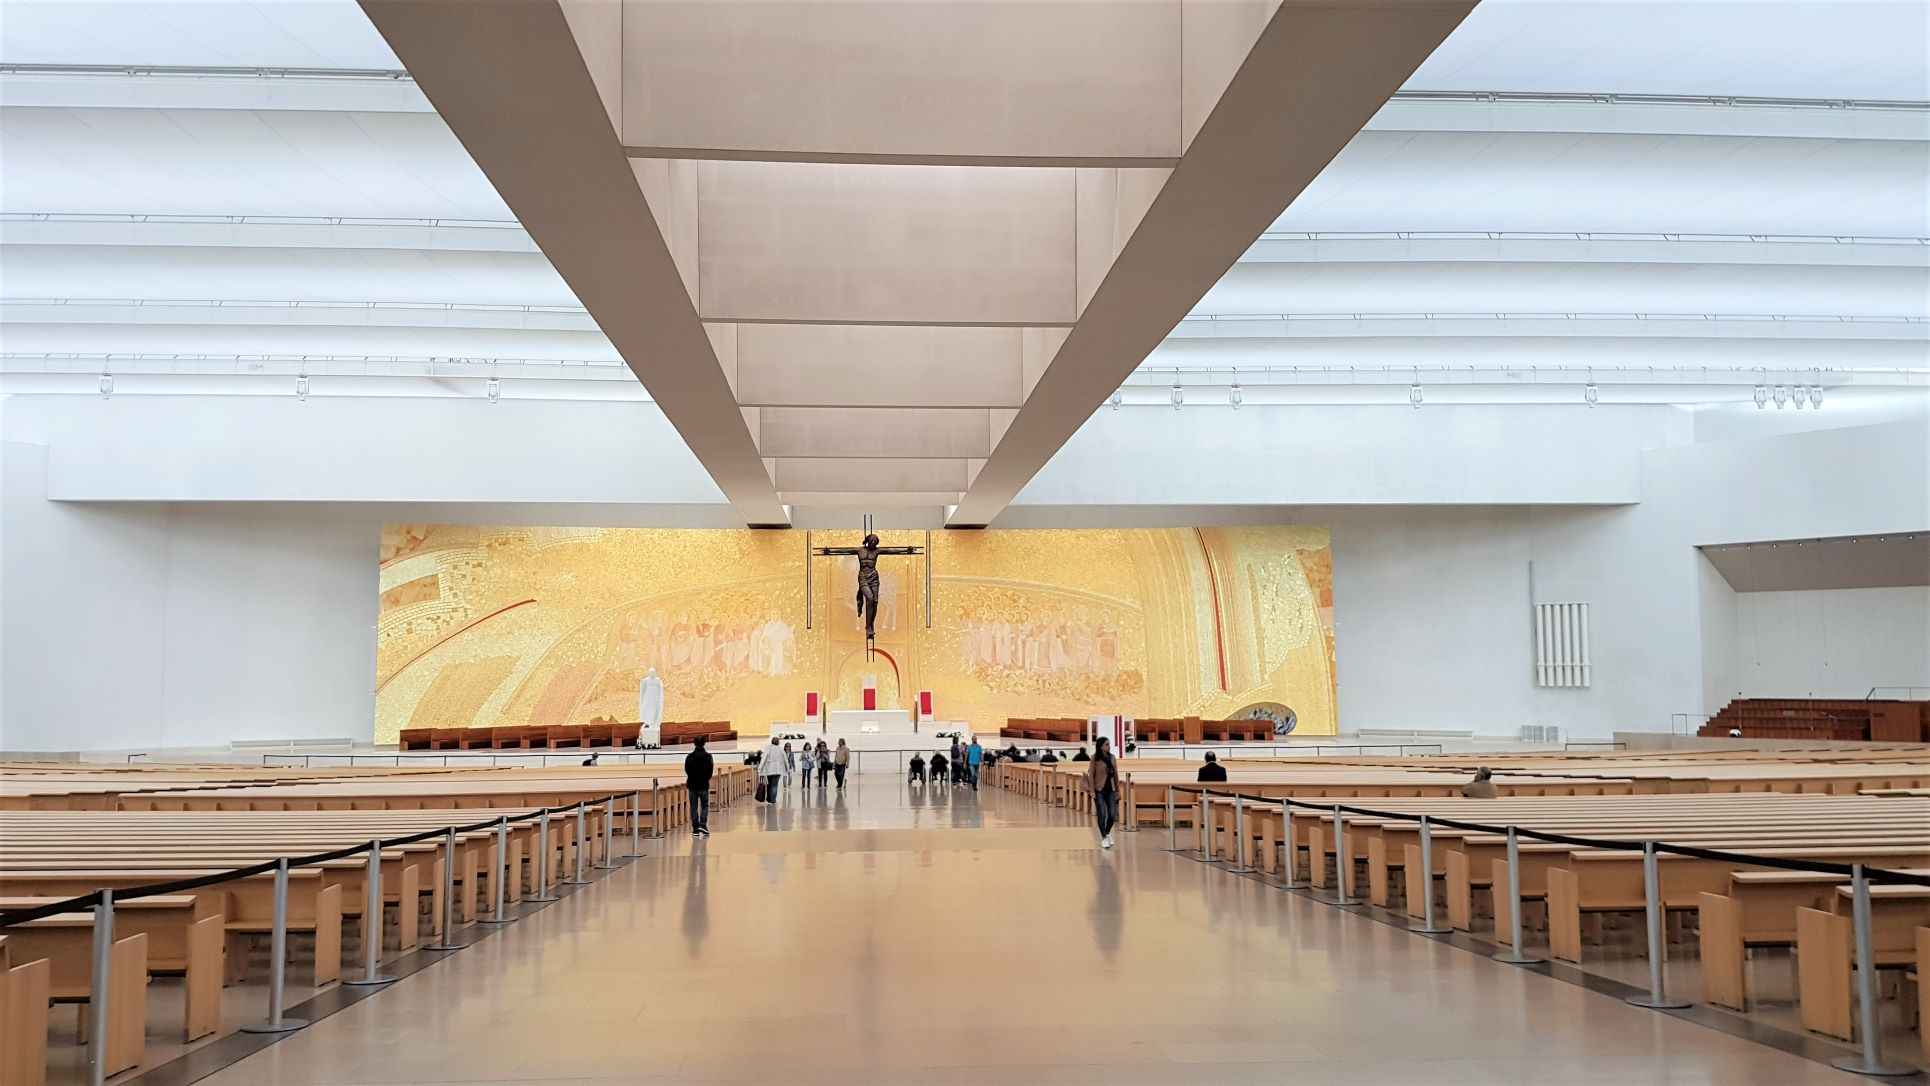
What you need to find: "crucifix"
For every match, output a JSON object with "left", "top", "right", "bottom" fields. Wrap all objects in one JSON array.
[{"left": 805, "top": 515, "right": 931, "bottom": 658}]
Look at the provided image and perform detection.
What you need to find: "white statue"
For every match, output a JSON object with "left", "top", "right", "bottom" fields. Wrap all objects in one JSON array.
[{"left": 637, "top": 667, "right": 665, "bottom": 748}]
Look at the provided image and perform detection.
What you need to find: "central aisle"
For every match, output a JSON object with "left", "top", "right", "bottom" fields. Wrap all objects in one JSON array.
[{"left": 200, "top": 775, "right": 1844, "bottom": 1085}]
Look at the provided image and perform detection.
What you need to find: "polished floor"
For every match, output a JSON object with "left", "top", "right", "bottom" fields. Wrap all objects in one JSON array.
[{"left": 193, "top": 774, "right": 1862, "bottom": 1085}]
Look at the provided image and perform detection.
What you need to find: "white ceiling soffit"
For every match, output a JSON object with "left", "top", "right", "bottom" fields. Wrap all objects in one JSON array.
[
  {"left": 359, "top": 0, "right": 1475, "bottom": 528},
  {"left": 1702, "top": 533, "right": 1930, "bottom": 592}
]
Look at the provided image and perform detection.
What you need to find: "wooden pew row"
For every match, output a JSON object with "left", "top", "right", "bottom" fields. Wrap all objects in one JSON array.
[{"left": 0, "top": 805, "right": 618, "bottom": 1078}]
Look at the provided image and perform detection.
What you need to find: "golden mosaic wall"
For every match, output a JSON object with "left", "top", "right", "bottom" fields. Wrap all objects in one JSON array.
[{"left": 375, "top": 525, "right": 1335, "bottom": 742}]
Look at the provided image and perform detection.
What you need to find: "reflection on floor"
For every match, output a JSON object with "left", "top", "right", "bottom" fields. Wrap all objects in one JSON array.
[{"left": 185, "top": 775, "right": 1856, "bottom": 1085}]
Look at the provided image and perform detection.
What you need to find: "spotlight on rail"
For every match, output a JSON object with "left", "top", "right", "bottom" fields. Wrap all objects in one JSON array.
[
  {"left": 486, "top": 377, "right": 502, "bottom": 404},
  {"left": 1584, "top": 382, "right": 1599, "bottom": 407},
  {"left": 98, "top": 372, "right": 113, "bottom": 399},
  {"left": 1808, "top": 384, "right": 1823, "bottom": 408},
  {"left": 1753, "top": 384, "right": 1768, "bottom": 409},
  {"left": 294, "top": 374, "right": 310, "bottom": 402},
  {"left": 1229, "top": 382, "right": 1243, "bottom": 409},
  {"left": 1772, "top": 384, "right": 1788, "bottom": 409},
  {"left": 1170, "top": 383, "right": 1184, "bottom": 410},
  {"left": 1108, "top": 390, "right": 1122, "bottom": 411},
  {"left": 1408, "top": 383, "right": 1423, "bottom": 409}
]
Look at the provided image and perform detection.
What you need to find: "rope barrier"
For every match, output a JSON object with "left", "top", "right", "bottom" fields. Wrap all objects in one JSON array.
[{"left": 0, "top": 791, "right": 640, "bottom": 929}]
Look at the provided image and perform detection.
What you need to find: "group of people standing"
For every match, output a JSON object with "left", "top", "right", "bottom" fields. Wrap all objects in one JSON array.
[{"left": 758, "top": 736, "right": 849, "bottom": 801}]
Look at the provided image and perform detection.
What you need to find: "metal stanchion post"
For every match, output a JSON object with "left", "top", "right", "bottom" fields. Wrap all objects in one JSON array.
[
  {"left": 242, "top": 859, "right": 311, "bottom": 1030},
  {"left": 651, "top": 778, "right": 663, "bottom": 838},
  {"left": 596, "top": 799, "right": 617, "bottom": 870},
  {"left": 86, "top": 889, "right": 114, "bottom": 1086},
  {"left": 1280, "top": 801, "right": 1299, "bottom": 889},
  {"left": 1165, "top": 788, "right": 1177, "bottom": 851},
  {"left": 1329, "top": 805, "right": 1351, "bottom": 905},
  {"left": 1230, "top": 797, "right": 1249, "bottom": 872},
  {"left": 625, "top": 791, "right": 645, "bottom": 859},
  {"left": 527, "top": 810, "right": 560, "bottom": 903},
  {"left": 1491, "top": 826, "right": 1545, "bottom": 965},
  {"left": 1830, "top": 864, "right": 1914, "bottom": 1076},
  {"left": 479, "top": 817, "right": 513, "bottom": 924},
  {"left": 423, "top": 829, "right": 464, "bottom": 951},
  {"left": 1197, "top": 792, "right": 1211, "bottom": 860},
  {"left": 1409, "top": 816, "right": 1449, "bottom": 934},
  {"left": 344, "top": 841, "right": 396, "bottom": 985},
  {"left": 1625, "top": 842, "right": 1689, "bottom": 1008}
]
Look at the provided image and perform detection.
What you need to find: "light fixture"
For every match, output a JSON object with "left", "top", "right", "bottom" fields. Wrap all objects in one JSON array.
[
  {"left": 1753, "top": 383, "right": 1768, "bottom": 409},
  {"left": 97, "top": 372, "right": 113, "bottom": 398},
  {"left": 1772, "top": 384, "right": 1788, "bottom": 408},
  {"left": 1793, "top": 385, "right": 1806, "bottom": 409},
  {"left": 1809, "top": 384, "right": 1823, "bottom": 408},
  {"left": 1584, "top": 382, "right": 1599, "bottom": 406},
  {"left": 1229, "top": 376, "right": 1243, "bottom": 409},
  {"left": 1408, "top": 383, "right": 1423, "bottom": 409},
  {"left": 294, "top": 374, "right": 310, "bottom": 401},
  {"left": 1108, "top": 390, "right": 1122, "bottom": 411},
  {"left": 486, "top": 376, "right": 502, "bottom": 404},
  {"left": 1171, "top": 368, "right": 1184, "bottom": 410}
]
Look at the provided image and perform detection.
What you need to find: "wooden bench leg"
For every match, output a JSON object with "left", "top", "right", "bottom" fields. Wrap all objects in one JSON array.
[
  {"left": 460, "top": 848, "right": 480, "bottom": 923},
  {"left": 4, "top": 958, "right": 51, "bottom": 1086},
  {"left": 1368, "top": 838, "right": 1390, "bottom": 906},
  {"left": 106, "top": 932, "right": 148, "bottom": 1076},
  {"left": 1796, "top": 906, "right": 1853, "bottom": 1041},
  {"left": 313, "top": 885, "right": 342, "bottom": 986},
  {"left": 1445, "top": 851, "right": 1471, "bottom": 930},
  {"left": 1490, "top": 859, "right": 1513, "bottom": 940},
  {"left": 185, "top": 915, "right": 224, "bottom": 1041},
  {"left": 395, "top": 864, "right": 420, "bottom": 951},
  {"left": 1917, "top": 927, "right": 1928, "bottom": 1067},
  {"left": 1697, "top": 892, "right": 1747, "bottom": 1011},
  {"left": 1546, "top": 868, "right": 1583, "bottom": 963}
]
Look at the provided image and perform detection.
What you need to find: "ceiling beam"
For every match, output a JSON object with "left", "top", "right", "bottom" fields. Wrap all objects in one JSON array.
[
  {"left": 949, "top": 0, "right": 1476, "bottom": 527},
  {"left": 357, "top": 0, "right": 787, "bottom": 525}
]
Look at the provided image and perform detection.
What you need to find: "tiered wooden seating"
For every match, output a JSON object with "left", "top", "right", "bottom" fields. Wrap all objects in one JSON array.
[
  {"left": 1697, "top": 697, "right": 1930, "bottom": 742},
  {"left": 399, "top": 720, "right": 737, "bottom": 751}
]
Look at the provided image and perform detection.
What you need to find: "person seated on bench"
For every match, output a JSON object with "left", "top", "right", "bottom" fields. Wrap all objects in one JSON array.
[
  {"left": 1072, "top": 747, "right": 1090, "bottom": 762},
  {"left": 909, "top": 753, "right": 927, "bottom": 784},
  {"left": 1004, "top": 744, "right": 1026, "bottom": 763},
  {"left": 1460, "top": 767, "right": 1497, "bottom": 799},
  {"left": 1124, "top": 741, "right": 1137, "bottom": 754},
  {"left": 1197, "top": 751, "right": 1228, "bottom": 783},
  {"left": 1727, "top": 727, "right": 1742, "bottom": 738},
  {"left": 581, "top": 751, "right": 600, "bottom": 767},
  {"left": 930, "top": 751, "right": 949, "bottom": 782},
  {"left": 1039, "top": 750, "right": 1058, "bottom": 766}
]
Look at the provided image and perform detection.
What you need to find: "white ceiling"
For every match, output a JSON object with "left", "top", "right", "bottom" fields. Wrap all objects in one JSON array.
[{"left": 0, "top": 0, "right": 1925, "bottom": 494}]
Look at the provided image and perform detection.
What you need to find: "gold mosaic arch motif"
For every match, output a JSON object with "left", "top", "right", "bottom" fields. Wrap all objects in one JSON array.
[{"left": 374, "top": 525, "right": 1335, "bottom": 742}]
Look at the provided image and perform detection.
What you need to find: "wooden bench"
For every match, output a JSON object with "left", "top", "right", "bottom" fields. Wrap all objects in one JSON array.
[
  {"left": 1792, "top": 883, "right": 1930, "bottom": 1042},
  {"left": 2, "top": 895, "right": 222, "bottom": 1042},
  {"left": 3, "top": 937, "right": 52, "bottom": 1086}
]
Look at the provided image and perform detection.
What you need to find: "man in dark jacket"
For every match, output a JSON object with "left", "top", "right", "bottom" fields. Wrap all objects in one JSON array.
[
  {"left": 1197, "top": 751, "right": 1228, "bottom": 783},
  {"left": 685, "top": 737, "right": 714, "bottom": 836}
]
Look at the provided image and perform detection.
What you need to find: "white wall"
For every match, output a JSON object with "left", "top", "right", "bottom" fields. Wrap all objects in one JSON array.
[
  {"left": 1729, "top": 586, "right": 1930, "bottom": 700},
  {"left": 1697, "top": 552, "right": 1738, "bottom": 715},
  {"left": 2, "top": 441, "right": 379, "bottom": 751}
]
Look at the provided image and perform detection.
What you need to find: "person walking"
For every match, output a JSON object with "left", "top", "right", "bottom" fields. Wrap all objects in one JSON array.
[
  {"left": 815, "top": 740, "right": 831, "bottom": 789},
  {"left": 834, "top": 738, "right": 851, "bottom": 790},
  {"left": 684, "top": 737, "right": 713, "bottom": 836},
  {"left": 783, "top": 741, "right": 796, "bottom": 784},
  {"left": 949, "top": 737, "right": 964, "bottom": 786},
  {"left": 1087, "top": 735, "right": 1119, "bottom": 849},
  {"left": 799, "top": 743, "right": 817, "bottom": 790},
  {"left": 760, "top": 736, "right": 784, "bottom": 803},
  {"left": 966, "top": 736, "right": 983, "bottom": 790}
]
